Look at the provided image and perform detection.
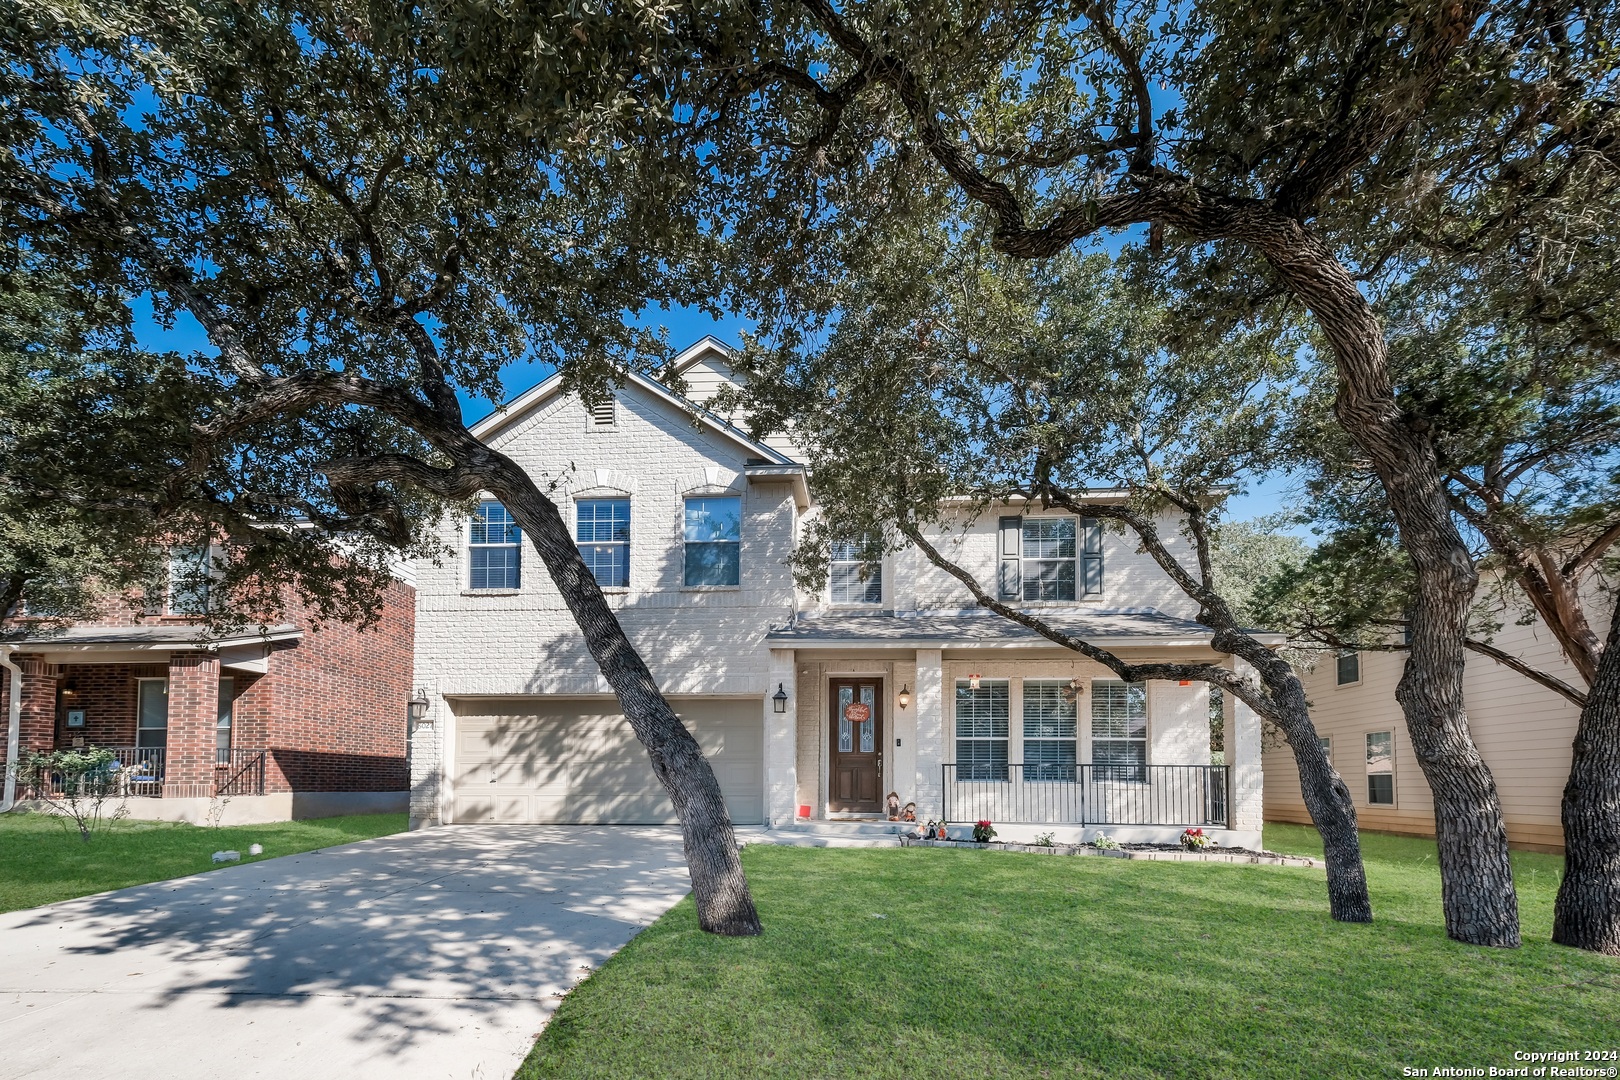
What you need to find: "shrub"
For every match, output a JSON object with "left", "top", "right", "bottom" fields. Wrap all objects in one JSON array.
[{"left": 1091, "top": 832, "right": 1121, "bottom": 850}]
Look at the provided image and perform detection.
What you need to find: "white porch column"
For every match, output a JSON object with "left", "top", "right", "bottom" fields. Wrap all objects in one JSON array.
[
  {"left": 914, "top": 649, "right": 945, "bottom": 819},
  {"left": 765, "top": 649, "right": 797, "bottom": 827},
  {"left": 1229, "top": 658, "right": 1264, "bottom": 835}
]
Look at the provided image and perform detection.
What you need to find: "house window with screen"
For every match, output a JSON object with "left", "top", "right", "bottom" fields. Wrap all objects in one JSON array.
[
  {"left": 1319, "top": 735, "right": 1332, "bottom": 765},
  {"left": 683, "top": 497, "right": 741, "bottom": 586},
  {"left": 1366, "top": 731, "right": 1395, "bottom": 805},
  {"left": 955, "top": 679, "right": 1008, "bottom": 781},
  {"left": 576, "top": 500, "right": 630, "bottom": 588},
  {"left": 1023, "top": 680, "right": 1077, "bottom": 781},
  {"left": 1336, "top": 650, "right": 1361, "bottom": 685},
  {"left": 1092, "top": 680, "right": 1148, "bottom": 781},
  {"left": 469, "top": 501, "right": 522, "bottom": 589},
  {"left": 166, "top": 546, "right": 212, "bottom": 614},
  {"left": 829, "top": 541, "right": 881, "bottom": 604},
  {"left": 999, "top": 516, "right": 1102, "bottom": 601}
]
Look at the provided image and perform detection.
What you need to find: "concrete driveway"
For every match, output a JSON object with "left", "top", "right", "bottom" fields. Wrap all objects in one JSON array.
[{"left": 0, "top": 825, "right": 694, "bottom": 1080}]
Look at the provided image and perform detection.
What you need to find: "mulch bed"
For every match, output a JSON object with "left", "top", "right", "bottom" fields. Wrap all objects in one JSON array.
[{"left": 897, "top": 837, "right": 1318, "bottom": 868}]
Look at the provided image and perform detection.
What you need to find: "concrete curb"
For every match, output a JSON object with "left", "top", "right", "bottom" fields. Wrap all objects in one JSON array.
[{"left": 897, "top": 836, "right": 1319, "bottom": 868}]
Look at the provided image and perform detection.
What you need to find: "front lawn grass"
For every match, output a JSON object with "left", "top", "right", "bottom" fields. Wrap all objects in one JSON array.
[
  {"left": 519, "top": 825, "right": 1618, "bottom": 1079},
  {"left": 0, "top": 810, "right": 406, "bottom": 913}
]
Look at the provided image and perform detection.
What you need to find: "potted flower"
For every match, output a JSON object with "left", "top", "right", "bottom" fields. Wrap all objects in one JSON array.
[
  {"left": 972, "top": 820, "right": 997, "bottom": 844},
  {"left": 1180, "top": 827, "right": 1216, "bottom": 850}
]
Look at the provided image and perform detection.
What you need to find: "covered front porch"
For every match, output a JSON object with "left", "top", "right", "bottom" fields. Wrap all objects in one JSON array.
[
  {"left": 2, "top": 624, "right": 301, "bottom": 803},
  {"left": 762, "top": 611, "right": 1266, "bottom": 848}
]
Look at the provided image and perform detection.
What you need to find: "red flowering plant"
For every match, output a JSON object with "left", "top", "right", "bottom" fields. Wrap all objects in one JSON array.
[
  {"left": 972, "top": 820, "right": 997, "bottom": 843},
  {"left": 1180, "top": 827, "right": 1217, "bottom": 850}
]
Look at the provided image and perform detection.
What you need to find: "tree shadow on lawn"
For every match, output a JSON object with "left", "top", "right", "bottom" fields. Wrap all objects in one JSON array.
[{"left": 526, "top": 847, "right": 1619, "bottom": 1080}]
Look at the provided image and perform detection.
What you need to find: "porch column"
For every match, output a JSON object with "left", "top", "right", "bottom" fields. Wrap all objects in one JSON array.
[
  {"left": 163, "top": 652, "right": 221, "bottom": 800},
  {"left": 914, "top": 649, "right": 944, "bottom": 819},
  {"left": 17, "top": 657, "right": 59, "bottom": 754},
  {"left": 1228, "top": 657, "right": 1264, "bottom": 836},
  {"left": 764, "top": 649, "right": 797, "bottom": 828}
]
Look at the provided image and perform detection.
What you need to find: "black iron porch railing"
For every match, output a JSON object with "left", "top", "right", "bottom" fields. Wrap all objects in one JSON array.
[
  {"left": 941, "top": 764, "right": 1229, "bottom": 827},
  {"left": 214, "top": 748, "right": 267, "bottom": 796}
]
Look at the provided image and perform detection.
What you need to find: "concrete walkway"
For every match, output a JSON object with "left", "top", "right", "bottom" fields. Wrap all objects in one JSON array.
[{"left": 0, "top": 825, "right": 694, "bottom": 1080}]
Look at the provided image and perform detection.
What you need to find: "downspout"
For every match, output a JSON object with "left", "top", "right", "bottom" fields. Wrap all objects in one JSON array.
[{"left": 1, "top": 645, "right": 20, "bottom": 812}]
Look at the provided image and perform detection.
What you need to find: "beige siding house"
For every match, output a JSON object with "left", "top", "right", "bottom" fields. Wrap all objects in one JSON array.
[
  {"left": 1263, "top": 595, "right": 1600, "bottom": 853},
  {"left": 410, "top": 338, "right": 1269, "bottom": 845}
]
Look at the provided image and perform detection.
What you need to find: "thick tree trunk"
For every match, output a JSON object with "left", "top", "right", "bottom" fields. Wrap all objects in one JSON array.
[
  {"left": 489, "top": 466, "right": 762, "bottom": 936},
  {"left": 1253, "top": 222, "right": 1521, "bottom": 947},
  {"left": 1553, "top": 601, "right": 1620, "bottom": 954},
  {"left": 1259, "top": 683, "right": 1372, "bottom": 922}
]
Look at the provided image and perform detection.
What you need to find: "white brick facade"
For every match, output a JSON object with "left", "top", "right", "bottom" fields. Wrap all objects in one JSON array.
[{"left": 410, "top": 341, "right": 1264, "bottom": 843}]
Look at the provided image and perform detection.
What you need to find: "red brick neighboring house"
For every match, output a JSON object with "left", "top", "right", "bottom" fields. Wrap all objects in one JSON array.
[{"left": 1, "top": 574, "right": 415, "bottom": 823}]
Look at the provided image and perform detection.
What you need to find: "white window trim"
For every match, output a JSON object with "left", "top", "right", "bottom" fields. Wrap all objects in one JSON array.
[
  {"left": 1090, "top": 678, "right": 1149, "bottom": 782},
  {"left": 574, "top": 497, "right": 632, "bottom": 592},
  {"left": 681, "top": 495, "right": 743, "bottom": 590},
  {"left": 953, "top": 677, "right": 1010, "bottom": 782},
  {"left": 1364, "top": 729, "right": 1396, "bottom": 808},
  {"left": 1021, "top": 678, "right": 1079, "bottom": 783},
  {"left": 1021, "top": 516, "right": 1079, "bottom": 603},
  {"left": 827, "top": 542, "right": 883, "bottom": 607},
  {"left": 466, "top": 500, "right": 522, "bottom": 593},
  {"left": 1335, "top": 650, "right": 1363, "bottom": 688}
]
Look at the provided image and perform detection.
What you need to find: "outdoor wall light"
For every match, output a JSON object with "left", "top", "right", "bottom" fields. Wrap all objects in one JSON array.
[
  {"left": 772, "top": 683, "right": 789, "bottom": 714},
  {"left": 897, "top": 685, "right": 910, "bottom": 709},
  {"left": 408, "top": 689, "right": 430, "bottom": 723}
]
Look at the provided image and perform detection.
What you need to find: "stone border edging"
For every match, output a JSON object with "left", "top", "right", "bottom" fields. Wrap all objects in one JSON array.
[{"left": 897, "top": 837, "right": 1318, "bottom": 868}]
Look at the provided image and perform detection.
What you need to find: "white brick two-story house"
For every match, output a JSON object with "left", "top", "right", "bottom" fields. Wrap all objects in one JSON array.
[{"left": 409, "top": 338, "right": 1266, "bottom": 845}]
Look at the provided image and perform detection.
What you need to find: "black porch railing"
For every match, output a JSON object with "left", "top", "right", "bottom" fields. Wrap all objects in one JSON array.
[
  {"left": 214, "top": 749, "right": 267, "bottom": 796},
  {"left": 941, "top": 764, "right": 1229, "bottom": 827}
]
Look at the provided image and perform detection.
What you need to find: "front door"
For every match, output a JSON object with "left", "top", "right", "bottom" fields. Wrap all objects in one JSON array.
[{"left": 828, "top": 678, "right": 883, "bottom": 814}]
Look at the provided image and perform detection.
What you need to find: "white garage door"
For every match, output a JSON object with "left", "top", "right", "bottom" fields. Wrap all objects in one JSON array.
[{"left": 449, "top": 698, "right": 764, "bottom": 824}]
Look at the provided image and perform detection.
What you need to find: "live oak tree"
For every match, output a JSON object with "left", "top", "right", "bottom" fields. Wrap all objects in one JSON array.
[
  {"left": 677, "top": 0, "right": 1618, "bottom": 948},
  {"left": 1, "top": 0, "right": 764, "bottom": 933},
  {"left": 732, "top": 246, "right": 1375, "bottom": 922},
  {"left": 1265, "top": 285, "right": 1620, "bottom": 954}
]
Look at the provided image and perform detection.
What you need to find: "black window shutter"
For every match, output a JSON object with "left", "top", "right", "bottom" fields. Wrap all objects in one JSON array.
[
  {"left": 1080, "top": 517, "right": 1103, "bottom": 596},
  {"left": 998, "top": 516, "right": 1023, "bottom": 600}
]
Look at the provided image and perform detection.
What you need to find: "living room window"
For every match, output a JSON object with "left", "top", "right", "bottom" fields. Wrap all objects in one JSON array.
[
  {"left": 469, "top": 501, "right": 522, "bottom": 589},
  {"left": 829, "top": 541, "right": 881, "bottom": 604},
  {"left": 1366, "top": 731, "right": 1395, "bottom": 805},
  {"left": 1092, "top": 680, "right": 1148, "bottom": 781},
  {"left": 683, "top": 497, "right": 741, "bottom": 586},
  {"left": 955, "top": 678, "right": 1009, "bottom": 781},
  {"left": 577, "top": 499, "right": 630, "bottom": 588},
  {"left": 1022, "top": 680, "right": 1077, "bottom": 781}
]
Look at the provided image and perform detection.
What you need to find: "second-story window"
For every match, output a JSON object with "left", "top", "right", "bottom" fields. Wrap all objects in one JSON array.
[
  {"left": 683, "top": 497, "right": 741, "bottom": 586},
  {"left": 829, "top": 541, "right": 881, "bottom": 604},
  {"left": 1336, "top": 650, "right": 1361, "bottom": 685},
  {"left": 469, "top": 501, "right": 521, "bottom": 589},
  {"left": 999, "top": 515, "right": 1102, "bottom": 602},
  {"left": 577, "top": 500, "right": 630, "bottom": 588}
]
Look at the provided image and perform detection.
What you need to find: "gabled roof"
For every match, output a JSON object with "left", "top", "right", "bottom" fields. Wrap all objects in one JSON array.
[
  {"left": 667, "top": 335, "right": 739, "bottom": 377},
  {"left": 468, "top": 362, "right": 795, "bottom": 467}
]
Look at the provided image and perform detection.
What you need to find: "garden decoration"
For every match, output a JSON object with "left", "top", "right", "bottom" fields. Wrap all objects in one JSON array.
[
  {"left": 1181, "top": 828, "right": 1217, "bottom": 850},
  {"left": 972, "top": 820, "right": 997, "bottom": 844},
  {"left": 886, "top": 792, "right": 901, "bottom": 820},
  {"left": 900, "top": 802, "right": 916, "bottom": 822},
  {"left": 936, "top": 821, "right": 949, "bottom": 840}
]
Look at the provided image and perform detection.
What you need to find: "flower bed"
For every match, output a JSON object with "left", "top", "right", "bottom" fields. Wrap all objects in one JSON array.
[{"left": 897, "top": 836, "right": 1318, "bottom": 867}]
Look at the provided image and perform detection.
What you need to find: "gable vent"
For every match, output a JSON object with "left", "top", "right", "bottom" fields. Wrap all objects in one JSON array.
[{"left": 590, "top": 398, "right": 616, "bottom": 428}]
